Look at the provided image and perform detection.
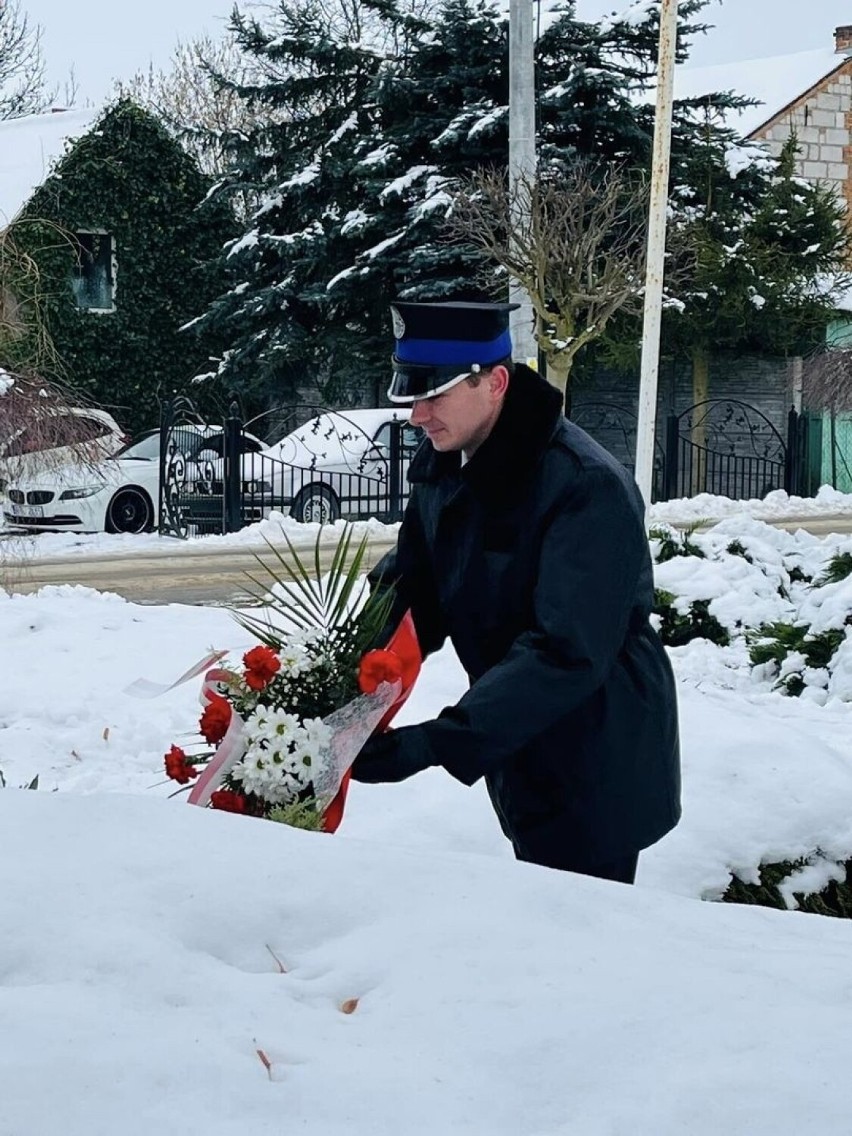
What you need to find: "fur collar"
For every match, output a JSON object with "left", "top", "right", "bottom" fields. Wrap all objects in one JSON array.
[{"left": 408, "top": 364, "right": 564, "bottom": 502}]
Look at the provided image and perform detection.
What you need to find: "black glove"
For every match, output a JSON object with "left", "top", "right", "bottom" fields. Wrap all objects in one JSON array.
[{"left": 350, "top": 725, "right": 435, "bottom": 784}]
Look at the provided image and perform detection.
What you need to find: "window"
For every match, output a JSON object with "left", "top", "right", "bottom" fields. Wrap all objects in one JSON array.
[
  {"left": 5, "top": 427, "right": 40, "bottom": 457},
  {"left": 372, "top": 421, "right": 423, "bottom": 458},
  {"left": 114, "top": 431, "right": 161, "bottom": 461},
  {"left": 71, "top": 231, "right": 116, "bottom": 311},
  {"left": 371, "top": 424, "right": 392, "bottom": 453},
  {"left": 401, "top": 424, "right": 422, "bottom": 456},
  {"left": 4, "top": 414, "right": 111, "bottom": 456}
]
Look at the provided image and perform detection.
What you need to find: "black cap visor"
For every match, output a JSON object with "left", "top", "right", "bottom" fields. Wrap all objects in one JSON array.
[{"left": 388, "top": 360, "right": 473, "bottom": 404}]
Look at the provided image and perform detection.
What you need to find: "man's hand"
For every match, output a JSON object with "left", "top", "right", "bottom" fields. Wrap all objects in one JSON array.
[{"left": 350, "top": 725, "right": 435, "bottom": 784}]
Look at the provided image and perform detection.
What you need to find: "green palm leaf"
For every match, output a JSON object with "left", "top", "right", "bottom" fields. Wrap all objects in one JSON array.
[{"left": 234, "top": 524, "right": 395, "bottom": 661}]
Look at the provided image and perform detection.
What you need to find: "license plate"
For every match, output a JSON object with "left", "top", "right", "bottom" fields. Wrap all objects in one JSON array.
[{"left": 11, "top": 504, "right": 44, "bottom": 519}]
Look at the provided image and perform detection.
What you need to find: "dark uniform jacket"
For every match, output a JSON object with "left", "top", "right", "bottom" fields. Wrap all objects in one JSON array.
[{"left": 378, "top": 364, "right": 681, "bottom": 871}]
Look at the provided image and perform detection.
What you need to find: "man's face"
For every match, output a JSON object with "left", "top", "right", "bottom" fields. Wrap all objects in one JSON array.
[{"left": 409, "top": 368, "right": 507, "bottom": 456}]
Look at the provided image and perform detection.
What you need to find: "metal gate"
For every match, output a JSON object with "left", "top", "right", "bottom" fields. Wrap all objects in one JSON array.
[
  {"left": 571, "top": 398, "right": 797, "bottom": 502},
  {"left": 663, "top": 400, "right": 788, "bottom": 501},
  {"left": 570, "top": 402, "right": 666, "bottom": 502},
  {"left": 159, "top": 397, "right": 417, "bottom": 538}
]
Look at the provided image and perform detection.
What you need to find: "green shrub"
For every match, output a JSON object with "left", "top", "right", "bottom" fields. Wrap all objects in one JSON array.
[
  {"left": 649, "top": 525, "right": 706, "bottom": 564},
  {"left": 723, "top": 857, "right": 852, "bottom": 919},
  {"left": 818, "top": 551, "right": 852, "bottom": 585},
  {"left": 725, "top": 539, "right": 753, "bottom": 563},
  {"left": 747, "top": 622, "right": 846, "bottom": 694},
  {"left": 653, "top": 590, "right": 730, "bottom": 647}
]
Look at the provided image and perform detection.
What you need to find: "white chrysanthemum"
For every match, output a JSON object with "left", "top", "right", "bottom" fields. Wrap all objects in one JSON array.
[
  {"left": 245, "top": 707, "right": 301, "bottom": 747},
  {"left": 232, "top": 739, "right": 311, "bottom": 804},
  {"left": 301, "top": 716, "right": 333, "bottom": 754},
  {"left": 231, "top": 711, "right": 331, "bottom": 805},
  {"left": 278, "top": 644, "right": 312, "bottom": 677}
]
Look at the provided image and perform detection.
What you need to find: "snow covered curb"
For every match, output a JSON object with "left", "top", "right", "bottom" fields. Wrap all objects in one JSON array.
[
  {"left": 648, "top": 485, "right": 852, "bottom": 526},
  {"left": 3, "top": 487, "right": 852, "bottom": 566},
  {"left": 0, "top": 512, "right": 400, "bottom": 565}
]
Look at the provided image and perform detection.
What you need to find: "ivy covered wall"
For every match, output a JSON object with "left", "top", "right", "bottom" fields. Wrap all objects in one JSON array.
[{"left": 16, "top": 100, "right": 236, "bottom": 435}]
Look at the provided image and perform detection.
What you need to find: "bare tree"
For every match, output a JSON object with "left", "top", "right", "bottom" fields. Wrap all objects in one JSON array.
[
  {"left": 448, "top": 162, "right": 652, "bottom": 399},
  {"left": 115, "top": 34, "right": 268, "bottom": 179},
  {"left": 0, "top": 219, "right": 72, "bottom": 379},
  {"left": 0, "top": 0, "right": 56, "bottom": 119},
  {"left": 803, "top": 348, "right": 852, "bottom": 414},
  {"left": 117, "top": 0, "right": 439, "bottom": 178}
]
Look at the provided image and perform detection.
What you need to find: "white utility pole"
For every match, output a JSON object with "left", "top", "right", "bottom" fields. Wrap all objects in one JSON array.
[
  {"left": 509, "top": 0, "right": 538, "bottom": 365},
  {"left": 635, "top": 0, "right": 679, "bottom": 508}
]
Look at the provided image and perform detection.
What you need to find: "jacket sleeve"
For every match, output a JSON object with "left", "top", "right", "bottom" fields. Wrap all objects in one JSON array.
[
  {"left": 418, "top": 466, "right": 648, "bottom": 785},
  {"left": 368, "top": 489, "right": 448, "bottom": 658}
]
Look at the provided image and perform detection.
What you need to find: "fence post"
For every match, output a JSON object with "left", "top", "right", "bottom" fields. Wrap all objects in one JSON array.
[
  {"left": 663, "top": 414, "right": 679, "bottom": 501},
  {"left": 388, "top": 421, "right": 403, "bottom": 523},
  {"left": 784, "top": 407, "right": 799, "bottom": 496},
  {"left": 224, "top": 399, "right": 243, "bottom": 534},
  {"left": 158, "top": 395, "right": 173, "bottom": 535}
]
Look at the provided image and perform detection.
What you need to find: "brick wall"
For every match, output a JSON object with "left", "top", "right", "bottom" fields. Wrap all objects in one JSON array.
[
  {"left": 751, "top": 65, "right": 852, "bottom": 209},
  {"left": 570, "top": 355, "right": 796, "bottom": 465}
]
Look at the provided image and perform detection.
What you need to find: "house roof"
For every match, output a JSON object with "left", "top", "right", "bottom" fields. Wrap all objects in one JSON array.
[
  {"left": 673, "top": 46, "right": 844, "bottom": 138},
  {"left": 0, "top": 107, "right": 99, "bottom": 227}
]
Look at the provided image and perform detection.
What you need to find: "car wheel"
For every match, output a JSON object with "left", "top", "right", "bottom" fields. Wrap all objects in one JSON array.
[
  {"left": 105, "top": 487, "right": 154, "bottom": 534},
  {"left": 291, "top": 484, "right": 341, "bottom": 525}
]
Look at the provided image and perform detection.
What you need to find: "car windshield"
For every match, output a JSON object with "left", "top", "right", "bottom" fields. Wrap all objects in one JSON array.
[{"left": 112, "top": 432, "right": 162, "bottom": 461}]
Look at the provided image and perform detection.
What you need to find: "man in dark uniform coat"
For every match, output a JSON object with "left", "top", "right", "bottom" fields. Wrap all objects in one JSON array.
[{"left": 352, "top": 300, "right": 681, "bottom": 884}]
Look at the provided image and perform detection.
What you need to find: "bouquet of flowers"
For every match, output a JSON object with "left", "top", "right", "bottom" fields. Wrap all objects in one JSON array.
[{"left": 160, "top": 526, "right": 420, "bottom": 831}]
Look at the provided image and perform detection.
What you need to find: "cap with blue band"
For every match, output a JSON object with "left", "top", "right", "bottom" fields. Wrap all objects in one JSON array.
[{"left": 388, "top": 300, "right": 519, "bottom": 403}]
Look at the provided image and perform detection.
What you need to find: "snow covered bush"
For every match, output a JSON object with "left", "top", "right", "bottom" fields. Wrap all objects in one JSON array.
[
  {"left": 653, "top": 590, "right": 729, "bottom": 648},
  {"left": 746, "top": 551, "right": 852, "bottom": 703},
  {"left": 650, "top": 522, "right": 852, "bottom": 703},
  {"left": 724, "top": 856, "right": 852, "bottom": 919}
]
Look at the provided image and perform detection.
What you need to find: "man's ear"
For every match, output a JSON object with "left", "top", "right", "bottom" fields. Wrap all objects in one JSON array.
[{"left": 487, "top": 365, "right": 510, "bottom": 401}]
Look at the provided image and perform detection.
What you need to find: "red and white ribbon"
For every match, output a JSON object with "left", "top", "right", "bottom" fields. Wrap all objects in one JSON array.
[{"left": 124, "top": 650, "right": 230, "bottom": 699}]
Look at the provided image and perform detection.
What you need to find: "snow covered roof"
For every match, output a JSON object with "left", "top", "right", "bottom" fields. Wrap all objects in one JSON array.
[
  {"left": 673, "top": 46, "right": 844, "bottom": 138},
  {"left": 0, "top": 107, "right": 99, "bottom": 227}
]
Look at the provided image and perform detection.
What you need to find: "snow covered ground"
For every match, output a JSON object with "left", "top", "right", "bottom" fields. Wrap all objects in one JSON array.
[
  {"left": 2, "top": 510, "right": 852, "bottom": 1134},
  {"left": 2, "top": 484, "right": 852, "bottom": 564}
]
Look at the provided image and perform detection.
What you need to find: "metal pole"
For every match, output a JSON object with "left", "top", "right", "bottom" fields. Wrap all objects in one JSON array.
[
  {"left": 635, "top": 0, "right": 679, "bottom": 508},
  {"left": 509, "top": 0, "right": 538, "bottom": 365}
]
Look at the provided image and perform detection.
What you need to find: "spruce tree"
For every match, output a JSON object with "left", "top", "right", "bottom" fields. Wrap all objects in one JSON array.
[
  {"left": 659, "top": 130, "right": 851, "bottom": 407},
  {"left": 324, "top": 0, "right": 511, "bottom": 374},
  {"left": 197, "top": 0, "right": 845, "bottom": 410},
  {"left": 191, "top": 0, "right": 424, "bottom": 410}
]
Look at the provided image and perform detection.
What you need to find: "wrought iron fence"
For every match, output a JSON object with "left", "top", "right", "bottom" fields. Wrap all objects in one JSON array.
[
  {"left": 159, "top": 393, "right": 820, "bottom": 539},
  {"left": 159, "top": 397, "right": 418, "bottom": 538},
  {"left": 663, "top": 400, "right": 787, "bottom": 501},
  {"left": 570, "top": 402, "right": 666, "bottom": 502}
]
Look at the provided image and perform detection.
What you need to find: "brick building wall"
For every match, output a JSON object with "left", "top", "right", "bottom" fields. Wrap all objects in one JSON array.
[{"left": 750, "top": 30, "right": 852, "bottom": 211}]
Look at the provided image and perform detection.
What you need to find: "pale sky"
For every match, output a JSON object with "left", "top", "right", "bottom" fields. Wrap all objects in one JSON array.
[{"left": 23, "top": 0, "right": 852, "bottom": 107}]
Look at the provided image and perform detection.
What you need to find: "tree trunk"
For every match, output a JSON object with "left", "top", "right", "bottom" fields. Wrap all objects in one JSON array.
[
  {"left": 542, "top": 351, "right": 572, "bottom": 410},
  {"left": 690, "top": 345, "right": 710, "bottom": 495}
]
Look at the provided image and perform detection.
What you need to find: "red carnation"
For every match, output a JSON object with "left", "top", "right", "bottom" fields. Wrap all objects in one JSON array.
[
  {"left": 210, "top": 789, "right": 248, "bottom": 813},
  {"left": 243, "top": 645, "right": 281, "bottom": 691},
  {"left": 199, "top": 693, "right": 232, "bottom": 745},
  {"left": 164, "top": 744, "right": 198, "bottom": 784},
  {"left": 358, "top": 649, "right": 403, "bottom": 694}
]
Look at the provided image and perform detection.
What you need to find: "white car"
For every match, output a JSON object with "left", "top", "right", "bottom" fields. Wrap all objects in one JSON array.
[
  {"left": 3, "top": 424, "right": 264, "bottom": 534},
  {"left": 255, "top": 409, "right": 421, "bottom": 523},
  {"left": 0, "top": 407, "right": 126, "bottom": 498}
]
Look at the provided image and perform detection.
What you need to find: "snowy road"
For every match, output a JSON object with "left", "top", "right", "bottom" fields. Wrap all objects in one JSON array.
[
  {"left": 2, "top": 496, "right": 852, "bottom": 604},
  {"left": 0, "top": 536, "right": 398, "bottom": 604}
]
